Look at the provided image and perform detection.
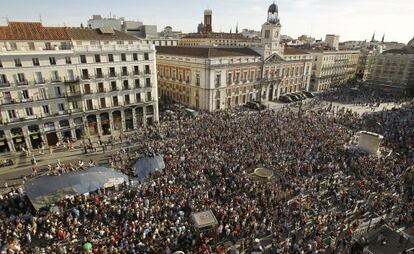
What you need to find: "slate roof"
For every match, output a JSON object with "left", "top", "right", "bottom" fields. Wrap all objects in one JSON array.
[{"left": 156, "top": 46, "right": 261, "bottom": 58}]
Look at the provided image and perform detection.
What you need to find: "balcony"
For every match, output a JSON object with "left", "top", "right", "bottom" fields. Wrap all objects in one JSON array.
[
  {"left": 81, "top": 74, "right": 91, "bottom": 80},
  {"left": 95, "top": 74, "right": 104, "bottom": 79},
  {"left": 144, "top": 70, "right": 151, "bottom": 75},
  {"left": 16, "top": 79, "right": 29, "bottom": 86},
  {"left": 97, "top": 88, "right": 106, "bottom": 93},
  {"left": 34, "top": 78, "right": 46, "bottom": 85},
  {"left": 108, "top": 73, "right": 118, "bottom": 79},
  {"left": 64, "top": 76, "right": 80, "bottom": 83},
  {"left": 132, "top": 70, "right": 140, "bottom": 76},
  {"left": 50, "top": 77, "right": 62, "bottom": 83},
  {"left": 110, "top": 87, "right": 119, "bottom": 92},
  {"left": 0, "top": 82, "right": 10, "bottom": 88},
  {"left": 121, "top": 71, "right": 129, "bottom": 77},
  {"left": 65, "top": 91, "right": 82, "bottom": 97},
  {"left": 122, "top": 86, "right": 130, "bottom": 91}
]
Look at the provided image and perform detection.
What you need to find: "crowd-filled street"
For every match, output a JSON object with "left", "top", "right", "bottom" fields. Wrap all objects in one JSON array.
[{"left": 0, "top": 86, "right": 414, "bottom": 253}]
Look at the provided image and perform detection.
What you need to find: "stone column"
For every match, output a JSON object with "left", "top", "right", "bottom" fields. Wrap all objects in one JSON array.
[
  {"left": 55, "top": 121, "right": 63, "bottom": 142},
  {"left": 121, "top": 110, "right": 126, "bottom": 132},
  {"left": 22, "top": 126, "right": 32, "bottom": 149},
  {"left": 132, "top": 108, "right": 138, "bottom": 129},
  {"left": 5, "top": 130, "right": 16, "bottom": 152},
  {"left": 83, "top": 116, "right": 90, "bottom": 138},
  {"left": 96, "top": 114, "right": 103, "bottom": 137},
  {"left": 69, "top": 118, "right": 77, "bottom": 140},
  {"left": 107, "top": 112, "right": 113, "bottom": 134}
]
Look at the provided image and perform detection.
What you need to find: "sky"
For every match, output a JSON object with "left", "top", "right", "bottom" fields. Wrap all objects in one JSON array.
[{"left": 0, "top": 0, "right": 412, "bottom": 43}]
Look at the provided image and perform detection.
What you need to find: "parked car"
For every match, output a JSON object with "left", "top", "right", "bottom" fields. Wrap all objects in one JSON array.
[
  {"left": 253, "top": 100, "right": 266, "bottom": 110},
  {"left": 303, "top": 91, "right": 315, "bottom": 98},
  {"left": 286, "top": 94, "right": 299, "bottom": 101},
  {"left": 279, "top": 95, "right": 292, "bottom": 103},
  {"left": 245, "top": 101, "right": 266, "bottom": 110}
]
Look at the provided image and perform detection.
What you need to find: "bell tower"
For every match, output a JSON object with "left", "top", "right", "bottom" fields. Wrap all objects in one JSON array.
[{"left": 261, "top": 2, "right": 283, "bottom": 59}]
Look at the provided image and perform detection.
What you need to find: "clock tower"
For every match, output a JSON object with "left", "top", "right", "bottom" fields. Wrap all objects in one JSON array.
[{"left": 261, "top": 2, "right": 283, "bottom": 59}]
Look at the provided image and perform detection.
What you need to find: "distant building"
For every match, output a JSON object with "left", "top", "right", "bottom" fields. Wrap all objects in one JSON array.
[
  {"left": 306, "top": 49, "right": 360, "bottom": 91},
  {"left": 365, "top": 38, "right": 414, "bottom": 93},
  {"left": 87, "top": 15, "right": 181, "bottom": 46},
  {"left": 241, "top": 29, "right": 261, "bottom": 39},
  {"left": 325, "top": 34, "right": 340, "bottom": 50},
  {"left": 179, "top": 10, "right": 261, "bottom": 47}
]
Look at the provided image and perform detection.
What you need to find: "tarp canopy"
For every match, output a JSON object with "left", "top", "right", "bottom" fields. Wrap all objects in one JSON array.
[
  {"left": 25, "top": 167, "right": 128, "bottom": 210},
  {"left": 133, "top": 155, "right": 165, "bottom": 181}
]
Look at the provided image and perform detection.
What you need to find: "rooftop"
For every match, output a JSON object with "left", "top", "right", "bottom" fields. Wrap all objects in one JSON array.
[
  {"left": 156, "top": 46, "right": 261, "bottom": 58},
  {"left": 181, "top": 32, "right": 259, "bottom": 42},
  {"left": 284, "top": 47, "right": 309, "bottom": 55},
  {"left": 0, "top": 22, "right": 69, "bottom": 41},
  {"left": 0, "top": 22, "right": 138, "bottom": 41}
]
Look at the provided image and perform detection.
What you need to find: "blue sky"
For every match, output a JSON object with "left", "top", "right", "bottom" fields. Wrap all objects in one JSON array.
[{"left": 1, "top": 0, "right": 412, "bottom": 43}]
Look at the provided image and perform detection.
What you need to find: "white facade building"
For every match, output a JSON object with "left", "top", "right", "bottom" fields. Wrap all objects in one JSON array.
[{"left": 0, "top": 22, "right": 158, "bottom": 153}]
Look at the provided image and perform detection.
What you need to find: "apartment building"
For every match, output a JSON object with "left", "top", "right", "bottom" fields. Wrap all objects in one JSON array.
[
  {"left": 307, "top": 50, "right": 360, "bottom": 91},
  {"left": 364, "top": 39, "right": 414, "bottom": 92},
  {"left": 0, "top": 22, "right": 158, "bottom": 153}
]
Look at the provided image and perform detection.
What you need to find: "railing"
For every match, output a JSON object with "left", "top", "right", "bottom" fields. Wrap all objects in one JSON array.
[
  {"left": 50, "top": 77, "right": 62, "bottom": 83},
  {"left": 16, "top": 80, "right": 29, "bottom": 86},
  {"left": 133, "top": 71, "right": 140, "bottom": 76},
  {"left": 108, "top": 73, "right": 118, "bottom": 79},
  {"left": 34, "top": 79, "right": 46, "bottom": 85},
  {"left": 121, "top": 71, "right": 129, "bottom": 77},
  {"left": 95, "top": 74, "right": 104, "bottom": 79},
  {"left": 65, "top": 91, "right": 82, "bottom": 97},
  {"left": 97, "top": 89, "right": 106, "bottom": 93},
  {"left": 81, "top": 74, "right": 91, "bottom": 80},
  {"left": 0, "top": 82, "right": 10, "bottom": 87},
  {"left": 64, "top": 77, "right": 80, "bottom": 83}
]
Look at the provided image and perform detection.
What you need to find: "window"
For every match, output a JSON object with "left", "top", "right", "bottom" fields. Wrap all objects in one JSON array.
[
  {"left": 25, "top": 107, "right": 34, "bottom": 116},
  {"left": 144, "top": 53, "right": 149, "bottom": 60},
  {"left": 146, "top": 92, "right": 151, "bottom": 101},
  {"left": 80, "top": 55, "right": 87, "bottom": 64},
  {"left": 113, "top": 96, "right": 119, "bottom": 106},
  {"left": 86, "top": 99, "right": 93, "bottom": 110},
  {"left": 123, "top": 80, "right": 129, "bottom": 90},
  {"left": 0, "top": 74, "right": 7, "bottom": 84},
  {"left": 55, "top": 86, "right": 62, "bottom": 96},
  {"left": 196, "top": 73, "right": 200, "bottom": 86},
  {"left": 121, "top": 53, "right": 126, "bottom": 61},
  {"left": 96, "top": 68, "right": 103, "bottom": 78},
  {"left": 39, "top": 88, "right": 47, "bottom": 99},
  {"left": 136, "top": 93, "right": 141, "bottom": 103},
  {"left": 108, "top": 54, "right": 114, "bottom": 62},
  {"left": 28, "top": 42, "right": 35, "bottom": 50},
  {"left": 0, "top": 59, "right": 2, "bottom": 68},
  {"left": 215, "top": 74, "right": 221, "bottom": 87},
  {"left": 21, "top": 90, "right": 29, "bottom": 99},
  {"left": 227, "top": 73, "right": 232, "bottom": 84},
  {"left": 134, "top": 79, "right": 140, "bottom": 88},
  {"left": 145, "top": 78, "right": 151, "bottom": 87},
  {"left": 133, "top": 53, "right": 138, "bottom": 61},
  {"left": 145, "top": 65, "right": 150, "bottom": 74},
  {"left": 100, "top": 98, "right": 106, "bottom": 108},
  {"left": 32, "top": 58, "right": 40, "bottom": 66},
  {"left": 98, "top": 83, "right": 104, "bottom": 93},
  {"left": 8, "top": 110, "right": 17, "bottom": 119},
  {"left": 51, "top": 70, "right": 60, "bottom": 81},
  {"left": 42, "top": 105, "right": 50, "bottom": 114},
  {"left": 133, "top": 66, "right": 139, "bottom": 75},
  {"left": 122, "top": 66, "right": 128, "bottom": 76},
  {"left": 265, "top": 30, "right": 270, "bottom": 39},
  {"left": 95, "top": 54, "right": 101, "bottom": 63},
  {"left": 14, "top": 59, "right": 22, "bottom": 67},
  {"left": 109, "top": 67, "right": 116, "bottom": 77},
  {"left": 65, "top": 57, "right": 72, "bottom": 64},
  {"left": 49, "top": 57, "right": 56, "bottom": 65},
  {"left": 84, "top": 84, "right": 91, "bottom": 94},
  {"left": 44, "top": 42, "right": 52, "bottom": 50},
  {"left": 124, "top": 94, "right": 130, "bottom": 105},
  {"left": 111, "top": 81, "right": 117, "bottom": 91},
  {"left": 17, "top": 73, "right": 26, "bottom": 83}
]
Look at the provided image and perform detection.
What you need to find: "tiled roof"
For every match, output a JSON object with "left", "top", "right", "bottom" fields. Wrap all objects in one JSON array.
[
  {"left": 0, "top": 22, "right": 138, "bottom": 41},
  {"left": 66, "top": 28, "right": 138, "bottom": 41},
  {"left": 284, "top": 47, "right": 309, "bottom": 55},
  {"left": 0, "top": 22, "right": 69, "bottom": 41},
  {"left": 156, "top": 46, "right": 261, "bottom": 58}
]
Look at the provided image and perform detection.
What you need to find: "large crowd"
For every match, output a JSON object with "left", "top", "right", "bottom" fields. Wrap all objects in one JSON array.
[{"left": 0, "top": 90, "right": 414, "bottom": 254}]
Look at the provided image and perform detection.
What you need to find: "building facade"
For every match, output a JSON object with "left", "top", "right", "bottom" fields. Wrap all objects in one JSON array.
[
  {"left": 325, "top": 34, "right": 340, "bottom": 50},
  {"left": 308, "top": 50, "right": 360, "bottom": 91},
  {"left": 156, "top": 3, "right": 312, "bottom": 111},
  {"left": 364, "top": 39, "right": 414, "bottom": 92},
  {"left": 0, "top": 22, "right": 158, "bottom": 153}
]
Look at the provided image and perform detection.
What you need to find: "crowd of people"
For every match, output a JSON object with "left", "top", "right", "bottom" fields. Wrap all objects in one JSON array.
[
  {"left": 318, "top": 84, "right": 411, "bottom": 107},
  {"left": 0, "top": 91, "right": 413, "bottom": 253}
]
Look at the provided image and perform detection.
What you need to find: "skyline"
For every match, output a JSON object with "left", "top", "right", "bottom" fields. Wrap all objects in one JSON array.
[{"left": 0, "top": 0, "right": 413, "bottom": 43}]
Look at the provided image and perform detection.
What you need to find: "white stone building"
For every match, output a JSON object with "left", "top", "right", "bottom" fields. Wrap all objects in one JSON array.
[{"left": 0, "top": 22, "right": 158, "bottom": 153}]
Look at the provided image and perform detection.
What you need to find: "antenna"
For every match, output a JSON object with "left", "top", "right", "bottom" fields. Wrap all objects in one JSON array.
[{"left": 39, "top": 14, "right": 42, "bottom": 23}]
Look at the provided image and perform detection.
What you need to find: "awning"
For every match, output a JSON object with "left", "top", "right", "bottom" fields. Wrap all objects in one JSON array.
[
  {"left": 133, "top": 155, "right": 165, "bottom": 181},
  {"left": 25, "top": 167, "right": 128, "bottom": 210}
]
